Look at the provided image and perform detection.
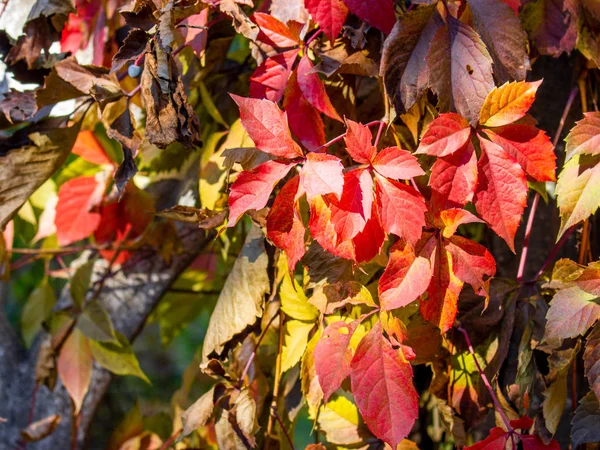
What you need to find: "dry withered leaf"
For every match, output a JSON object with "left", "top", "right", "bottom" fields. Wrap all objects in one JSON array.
[
  {"left": 154, "top": 206, "right": 227, "bottom": 228},
  {"left": 0, "top": 90, "right": 37, "bottom": 124},
  {"left": 111, "top": 29, "right": 149, "bottom": 73},
  {"left": 21, "top": 415, "right": 62, "bottom": 442},
  {"left": 141, "top": 44, "right": 202, "bottom": 149},
  {"left": 35, "top": 336, "right": 57, "bottom": 389},
  {"left": 6, "top": 0, "right": 75, "bottom": 68}
]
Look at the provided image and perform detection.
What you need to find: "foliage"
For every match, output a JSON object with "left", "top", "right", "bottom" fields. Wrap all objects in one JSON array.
[{"left": 1, "top": 0, "right": 600, "bottom": 449}]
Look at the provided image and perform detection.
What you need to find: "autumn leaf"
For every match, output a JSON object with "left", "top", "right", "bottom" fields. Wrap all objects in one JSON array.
[
  {"left": 57, "top": 329, "right": 93, "bottom": 414},
  {"left": 314, "top": 320, "right": 359, "bottom": 402},
  {"left": 344, "top": 119, "right": 376, "bottom": 163},
  {"left": 281, "top": 319, "right": 314, "bottom": 372},
  {"left": 267, "top": 176, "right": 306, "bottom": 271},
  {"left": 228, "top": 160, "right": 296, "bottom": 226},
  {"left": 297, "top": 54, "right": 342, "bottom": 122},
  {"left": 427, "top": 18, "right": 494, "bottom": 125},
  {"left": 300, "top": 152, "right": 344, "bottom": 201},
  {"left": 565, "top": 112, "right": 600, "bottom": 161},
  {"left": 279, "top": 269, "right": 318, "bottom": 322},
  {"left": 231, "top": 94, "right": 303, "bottom": 159},
  {"left": 479, "top": 81, "right": 541, "bottom": 128},
  {"left": 544, "top": 286, "right": 600, "bottom": 341},
  {"left": 253, "top": 12, "right": 302, "bottom": 48},
  {"left": 342, "top": 0, "right": 396, "bottom": 34},
  {"left": 378, "top": 240, "right": 432, "bottom": 310},
  {"left": 350, "top": 322, "right": 419, "bottom": 448},
  {"left": 474, "top": 137, "right": 528, "bottom": 252},
  {"left": 584, "top": 323, "right": 600, "bottom": 402},
  {"left": 330, "top": 168, "right": 373, "bottom": 243},
  {"left": 89, "top": 332, "right": 150, "bottom": 383},
  {"left": 250, "top": 49, "right": 300, "bottom": 102},
  {"left": 521, "top": 0, "right": 577, "bottom": 57},
  {"left": 416, "top": 113, "right": 472, "bottom": 157},
  {"left": 304, "top": 0, "right": 349, "bottom": 42},
  {"left": 445, "top": 235, "right": 496, "bottom": 298},
  {"left": 381, "top": 5, "right": 442, "bottom": 113},
  {"left": 371, "top": 147, "right": 425, "bottom": 180},
  {"left": 55, "top": 175, "right": 106, "bottom": 246}
]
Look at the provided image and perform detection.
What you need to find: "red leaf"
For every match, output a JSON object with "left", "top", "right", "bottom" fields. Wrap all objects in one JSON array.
[
  {"left": 565, "top": 112, "right": 600, "bottom": 161},
  {"left": 375, "top": 173, "right": 426, "bottom": 246},
  {"left": 305, "top": 0, "right": 349, "bottom": 42},
  {"left": 429, "top": 142, "right": 478, "bottom": 212},
  {"left": 228, "top": 160, "right": 296, "bottom": 226},
  {"left": 416, "top": 113, "right": 472, "bottom": 157},
  {"left": 520, "top": 435, "right": 561, "bottom": 450},
  {"left": 577, "top": 266, "right": 600, "bottom": 296},
  {"left": 350, "top": 322, "right": 419, "bottom": 448},
  {"left": 474, "top": 136, "right": 527, "bottom": 252},
  {"left": 445, "top": 235, "right": 496, "bottom": 297},
  {"left": 283, "top": 69, "right": 327, "bottom": 151},
  {"left": 72, "top": 130, "right": 112, "bottom": 165},
  {"left": 250, "top": 49, "right": 300, "bottom": 103},
  {"left": 379, "top": 240, "right": 432, "bottom": 310},
  {"left": 300, "top": 152, "right": 344, "bottom": 201},
  {"left": 344, "top": 118, "right": 376, "bottom": 163},
  {"left": 314, "top": 320, "right": 359, "bottom": 402},
  {"left": 483, "top": 125, "right": 556, "bottom": 182},
  {"left": 503, "top": 0, "right": 521, "bottom": 14},
  {"left": 230, "top": 94, "right": 303, "bottom": 159},
  {"left": 342, "top": 0, "right": 396, "bottom": 34},
  {"left": 180, "top": 8, "right": 208, "bottom": 59},
  {"left": 439, "top": 208, "right": 483, "bottom": 238},
  {"left": 253, "top": 12, "right": 302, "bottom": 48},
  {"left": 55, "top": 176, "right": 105, "bottom": 246},
  {"left": 297, "top": 54, "right": 342, "bottom": 122},
  {"left": 330, "top": 168, "right": 373, "bottom": 242},
  {"left": 464, "top": 427, "right": 508, "bottom": 450},
  {"left": 372, "top": 147, "right": 425, "bottom": 180},
  {"left": 420, "top": 236, "right": 464, "bottom": 332},
  {"left": 352, "top": 205, "right": 385, "bottom": 263},
  {"left": 266, "top": 176, "right": 306, "bottom": 271}
]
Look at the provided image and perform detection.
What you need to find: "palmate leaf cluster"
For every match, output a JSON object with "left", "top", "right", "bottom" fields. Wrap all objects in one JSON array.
[{"left": 0, "top": 0, "right": 600, "bottom": 449}]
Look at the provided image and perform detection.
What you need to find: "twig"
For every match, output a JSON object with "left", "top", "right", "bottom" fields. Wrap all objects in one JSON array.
[
  {"left": 527, "top": 225, "right": 577, "bottom": 283},
  {"left": 237, "top": 312, "right": 279, "bottom": 389},
  {"left": 305, "top": 29, "right": 323, "bottom": 48},
  {"left": 265, "top": 311, "right": 285, "bottom": 449},
  {"left": 456, "top": 326, "right": 513, "bottom": 433},
  {"left": 158, "top": 428, "right": 182, "bottom": 450},
  {"left": 271, "top": 405, "right": 295, "bottom": 450}
]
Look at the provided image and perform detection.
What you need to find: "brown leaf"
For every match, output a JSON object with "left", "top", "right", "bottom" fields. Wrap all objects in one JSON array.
[
  {"left": 0, "top": 120, "right": 79, "bottom": 229},
  {"left": 5, "top": 0, "right": 74, "bottom": 68},
  {"left": 111, "top": 29, "right": 149, "bottom": 73},
  {"left": 154, "top": 206, "right": 227, "bottom": 228},
  {"left": 219, "top": 0, "right": 259, "bottom": 42},
  {"left": 141, "top": 44, "right": 202, "bottom": 148},
  {"left": 180, "top": 384, "right": 224, "bottom": 437},
  {"left": 36, "top": 57, "right": 123, "bottom": 109},
  {"left": 35, "top": 336, "right": 57, "bottom": 390},
  {"left": 584, "top": 322, "right": 600, "bottom": 401},
  {"left": 222, "top": 147, "right": 275, "bottom": 171},
  {"left": 0, "top": 89, "right": 36, "bottom": 124},
  {"left": 20, "top": 415, "right": 62, "bottom": 442}
]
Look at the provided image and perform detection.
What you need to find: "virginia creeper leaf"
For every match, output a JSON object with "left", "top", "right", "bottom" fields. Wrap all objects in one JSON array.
[
  {"left": 89, "top": 331, "right": 150, "bottom": 383},
  {"left": 344, "top": 119, "right": 376, "bottom": 163},
  {"left": 584, "top": 323, "right": 600, "bottom": 402},
  {"left": 297, "top": 54, "right": 342, "bottom": 122},
  {"left": 350, "top": 322, "right": 419, "bottom": 448},
  {"left": 374, "top": 173, "right": 426, "bottom": 246},
  {"left": 230, "top": 94, "right": 303, "bottom": 159},
  {"left": 253, "top": 12, "right": 302, "bottom": 48},
  {"left": 342, "top": 0, "right": 396, "bottom": 34},
  {"left": 250, "top": 49, "right": 300, "bottom": 103},
  {"left": 280, "top": 269, "right": 318, "bottom": 322},
  {"left": 378, "top": 240, "right": 432, "bottom": 310},
  {"left": 281, "top": 319, "right": 314, "bottom": 372},
  {"left": 72, "top": 130, "right": 113, "bottom": 165},
  {"left": 426, "top": 18, "right": 494, "bottom": 125},
  {"left": 330, "top": 168, "right": 373, "bottom": 242},
  {"left": 266, "top": 176, "right": 306, "bottom": 271},
  {"left": 304, "top": 0, "right": 349, "bottom": 42},
  {"left": 372, "top": 147, "right": 425, "bottom": 180},
  {"left": 445, "top": 235, "right": 496, "bottom": 297},
  {"left": 474, "top": 137, "right": 527, "bottom": 252},
  {"left": 57, "top": 328, "right": 93, "bottom": 414},
  {"left": 300, "top": 152, "right": 344, "bottom": 201},
  {"left": 351, "top": 206, "right": 386, "bottom": 263},
  {"left": 416, "top": 113, "right": 472, "bottom": 157},
  {"left": 467, "top": 0, "right": 530, "bottom": 84},
  {"left": 565, "top": 112, "right": 600, "bottom": 161},
  {"left": 202, "top": 226, "right": 270, "bottom": 361},
  {"left": 479, "top": 81, "right": 541, "bottom": 128},
  {"left": 544, "top": 286, "right": 600, "bottom": 341},
  {"left": 576, "top": 266, "right": 600, "bottom": 296},
  {"left": 483, "top": 124, "right": 556, "bottom": 182},
  {"left": 440, "top": 208, "right": 484, "bottom": 239},
  {"left": 381, "top": 4, "right": 442, "bottom": 113},
  {"left": 283, "top": 69, "right": 327, "bottom": 151},
  {"left": 314, "top": 320, "right": 359, "bottom": 402},
  {"left": 521, "top": 0, "right": 577, "bottom": 57},
  {"left": 228, "top": 160, "right": 296, "bottom": 226},
  {"left": 556, "top": 154, "right": 600, "bottom": 237},
  {"left": 429, "top": 142, "right": 478, "bottom": 211},
  {"left": 55, "top": 175, "right": 106, "bottom": 246}
]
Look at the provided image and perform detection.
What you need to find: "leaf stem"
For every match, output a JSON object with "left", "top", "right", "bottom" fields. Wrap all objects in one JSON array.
[
  {"left": 527, "top": 225, "right": 576, "bottom": 282},
  {"left": 305, "top": 29, "right": 323, "bottom": 48},
  {"left": 456, "top": 326, "right": 513, "bottom": 433},
  {"left": 158, "top": 428, "right": 182, "bottom": 450},
  {"left": 265, "top": 310, "right": 285, "bottom": 448},
  {"left": 237, "top": 312, "right": 279, "bottom": 389},
  {"left": 374, "top": 120, "right": 385, "bottom": 147},
  {"left": 271, "top": 405, "right": 295, "bottom": 450}
]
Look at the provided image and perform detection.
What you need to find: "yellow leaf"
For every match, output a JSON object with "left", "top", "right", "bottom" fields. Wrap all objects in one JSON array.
[{"left": 281, "top": 319, "right": 314, "bottom": 373}]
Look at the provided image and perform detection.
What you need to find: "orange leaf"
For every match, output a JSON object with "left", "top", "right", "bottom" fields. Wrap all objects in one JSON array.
[{"left": 57, "top": 328, "right": 93, "bottom": 414}]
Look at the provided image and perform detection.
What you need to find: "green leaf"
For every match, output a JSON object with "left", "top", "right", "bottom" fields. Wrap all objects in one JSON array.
[
  {"left": 70, "top": 259, "right": 95, "bottom": 309},
  {"left": 76, "top": 300, "right": 117, "bottom": 343},
  {"left": 281, "top": 319, "right": 314, "bottom": 373},
  {"left": 89, "top": 331, "right": 150, "bottom": 383},
  {"left": 280, "top": 272, "right": 318, "bottom": 322},
  {"left": 21, "top": 281, "right": 56, "bottom": 347},
  {"left": 198, "top": 80, "right": 229, "bottom": 129}
]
